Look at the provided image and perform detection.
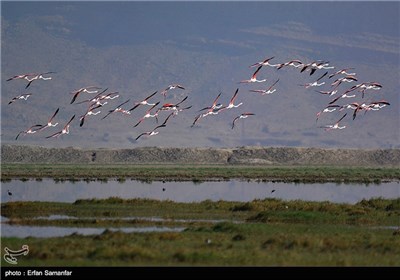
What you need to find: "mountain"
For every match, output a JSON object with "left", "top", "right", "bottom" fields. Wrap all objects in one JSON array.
[{"left": 1, "top": 12, "right": 398, "bottom": 149}]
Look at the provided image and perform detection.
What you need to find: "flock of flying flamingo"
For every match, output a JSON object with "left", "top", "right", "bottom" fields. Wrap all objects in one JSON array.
[{"left": 5, "top": 55, "right": 390, "bottom": 142}]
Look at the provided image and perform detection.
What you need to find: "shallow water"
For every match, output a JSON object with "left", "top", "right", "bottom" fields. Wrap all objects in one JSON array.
[
  {"left": 0, "top": 216, "right": 186, "bottom": 238},
  {"left": 2, "top": 179, "right": 399, "bottom": 204}
]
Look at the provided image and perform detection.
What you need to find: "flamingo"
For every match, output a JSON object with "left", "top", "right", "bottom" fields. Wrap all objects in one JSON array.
[
  {"left": 46, "top": 115, "right": 76, "bottom": 138},
  {"left": 128, "top": 91, "right": 158, "bottom": 112},
  {"left": 15, "top": 124, "right": 43, "bottom": 140},
  {"left": 367, "top": 100, "right": 390, "bottom": 110},
  {"left": 198, "top": 92, "right": 223, "bottom": 112},
  {"left": 328, "top": 68, "right": 356, "bottom": 79},
  {"left": 331, "top": 75, "right": 358, "bottom": 88},
  {"left": 135, "top": 113, "right": 174, "bottom": 140},
  {"left": 156, "top": 96, "right": 189, "bottom": 115},
  {"left": 8, "top": 93, "right": 32, "bottom": 104},
  {"left": 316, "top": 105, "right": 341, "bottom": 122},
  {"left": 25, "top": 72, "right": 55, "bottom": 89},
  {"left": 315, "top": 89, "right": 338, "bottom": 96},
  {"left": 231, "top": 112, "right": 255, "bottom": 129},
  {"left": 160, "top": 84, "right": 185, "bottom": 99},
  {"left": 300, "top": 61, "right": 330, "bottom": 76},
  {"left": 319, "top": 113, "right": 347, "bottom": 131},
  {"left": 70, "top": 86, "right": 102, "bottom": 104},
  {"left": 79, "top": 104, "right": 102, "bottom": 127},
  {"left": 300, "top": 71, "right": 328, "bottom": 88},
  {"left": 221, "top": 88, "right": 242, "bottom": 110},
  {"left": 101, "top": 99, "right": 131, "bottom": 120},
  {"left": 239, "top": 65, "right": 267, "bottom": 83},
  {"left": 249, "top": 56, "right": 277, "bottom": 68},
  {"left": 6, "top": 73, "right": 37, "bottom": 82},
  {"left": 133, "top": 102, "right": 160, "bottom": 127},
  {"left": 328, "top": 91, "right": 357, "bottom": 105},
  {"left": 249, "top": 79, "right": 279, "bottom": 95},
  {"left": 74, "top": 88, "right": 109, "bottom": 105},
  {"left": 36, "top": 108, "right": 60, "bottom": 132},
  {"left": 358, "top": 82, "right": 383, "bottom": 98},
  {"left": 276, "top": 59, "right": 303, "bottom": 70}
]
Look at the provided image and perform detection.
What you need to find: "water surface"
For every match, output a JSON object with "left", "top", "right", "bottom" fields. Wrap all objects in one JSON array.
[{"left": 2, "top": 179, "right": 399, "bottom": 204}]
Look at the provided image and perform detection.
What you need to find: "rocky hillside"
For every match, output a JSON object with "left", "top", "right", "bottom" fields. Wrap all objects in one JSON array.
[{"left": 1, "top": 144, "right": 399, "bottom": 167}]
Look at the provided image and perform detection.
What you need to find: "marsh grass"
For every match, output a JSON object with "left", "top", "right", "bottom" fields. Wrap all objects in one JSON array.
[
  {"left": 2, "top": 198, "right": 399, "bottom": 266},
  {"left": 2, "top": 164, "right": 399, "bottom": 182}
]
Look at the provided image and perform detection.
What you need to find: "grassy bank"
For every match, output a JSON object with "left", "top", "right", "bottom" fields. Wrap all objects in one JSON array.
[
  {"left": 2, "top": 164, "right": 399, "bottom": 183},
  {"left": 2, "top": 198, "right": 400, "bottom": 266}
]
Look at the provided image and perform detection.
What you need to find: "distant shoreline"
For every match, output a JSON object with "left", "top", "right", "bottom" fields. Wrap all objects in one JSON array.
[
  {"left": 2, "top": 144, "right": 399, "bottom": 182},
  {"left": 2, "top": 144, "right": 400, "bottom": 166}
]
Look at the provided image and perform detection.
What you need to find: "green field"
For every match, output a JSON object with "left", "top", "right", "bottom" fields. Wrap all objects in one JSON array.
[
  {"left": 2, "top": 164, "right": 399, "bottom": 183},
  {"left": 2, "top": 198, "right": 400, "bottom": 266}
]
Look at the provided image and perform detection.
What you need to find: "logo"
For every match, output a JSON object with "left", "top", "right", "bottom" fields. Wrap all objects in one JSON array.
[{"left": 4, "top": 245, "right": 29, "bottom": 265}]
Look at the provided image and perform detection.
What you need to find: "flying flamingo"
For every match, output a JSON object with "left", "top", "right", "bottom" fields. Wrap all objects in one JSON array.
[
  {"left": 46, "top": 115, "right": 75, "bottom": 138},
  {"left": 160, "top": 84, "right": 185, "bottom": 99},
  {"left": 300, "top": 61, "right": 331, "bottom": 76},
  {"left": 249, "top": 56, "right": 277, "bottom": 68},
  {"left": 101, "top": 99, "right": 131, "bottom": 120},
  {"left": 25, "top": 72, "right": 55, "bottom": 89},
  {"left": 15, "top": 124, "right": 43, "bottom": 140},
  {"left": 135, "top": 112, "right": 174, "bottom": 140},
  {"left": 231, "top": 112, "right": 255, "bottom": 129},
  {"left": 70, "top": 86, "right": 102, "bottom": 104},
  {"left": 220, "top": 88, "right": 242, "bottom": 111},
  {"left": 367, "top": 100, "right": 390, "bottom": 110},
  {"left": 156, "top": 96, "right": 189, "bottom": 114},
  {"left": 75, "top": 88, "right": 114, "bottom": 107},
  {"left": 316, "top": 105, "right": 341, "bottom": 122},
  {"left": 331, "top": 75, "right": 358, "bottom": 88},
  {"left": 36, "top": 108, "right": 60, "bottom": 132},
  {"left": 319, "top": 113, "right": 347, "bottom": 131},
  {"left": 239, "top": 65, "right": 266, "bottom": 83},
  {"left": 133, "top": 102, "right": 160, "bottom": 127},
  {"left": 315, "top": 89, "right": 338, "bottom": 96},
  {"left": 249, "top": 79, "right": 279, "bottom": 95},
  {"left": 328, "top": 68, "right": 356, "bottom": 79},
  {"left": 128, "top": 91, "right": 158, "bottom": 112},
  {"left": 276, "top": 59, "right": 303, "bottom": 70},
  {"left": 299, "top": 71, "right": 328, "bottom": 88},
  {"left": 6, "top": 73, "right": 37, "bottom": 82},
  {"left": 79, "top": 104, "right": 102, "bottom": 127},
  {"left": 8, "top": 93, "right": 32, "bottom": 104}
]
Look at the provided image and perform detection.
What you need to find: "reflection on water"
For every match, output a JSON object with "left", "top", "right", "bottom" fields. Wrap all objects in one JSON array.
[
  {"left": 0, "top": 220, "right": 185, "bottom": 238},
  {"left": 2, "top": 179, "right": 399, "bottom": 204},
  {"left": 29, "top": 215, "right": 241, "bottom": 224}
]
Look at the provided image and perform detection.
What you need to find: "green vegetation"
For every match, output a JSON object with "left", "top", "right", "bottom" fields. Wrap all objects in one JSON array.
[
  {"left": 2, "top": 164, "right": 399, "bottom": 183},
  {"left": 2, "top": 198, "right": 400, "bottom": 266}
]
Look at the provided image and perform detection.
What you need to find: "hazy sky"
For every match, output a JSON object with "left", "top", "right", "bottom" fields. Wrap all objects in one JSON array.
[
  {"left": 1, "top": 1, "right": 399, "bottom": 148},
  {"left": 3, "top": 1, "right": 399, "bottom": 48}
]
